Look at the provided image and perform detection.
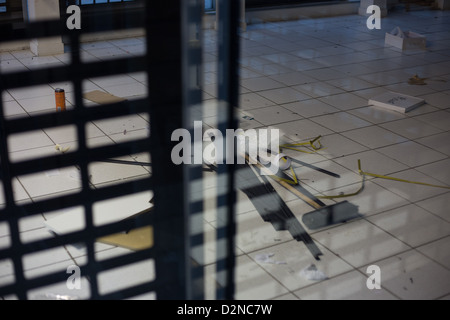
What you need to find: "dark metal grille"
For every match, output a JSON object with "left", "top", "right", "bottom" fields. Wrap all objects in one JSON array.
[{"left": 0, "top": 0, "right": 240, "bottom": 300}]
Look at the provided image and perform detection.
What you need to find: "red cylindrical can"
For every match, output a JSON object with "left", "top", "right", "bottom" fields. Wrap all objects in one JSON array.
[{"left": 55, "top": 88, "right": 66, "bottom": 112}]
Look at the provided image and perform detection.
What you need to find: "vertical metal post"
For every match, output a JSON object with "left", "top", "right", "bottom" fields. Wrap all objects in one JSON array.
[
  {"left": 215, "top": 0, "right": 241, "bottom": 300},
  {"left": 181, "top": 0, "right": 205, "bottom": 300},
  {"left": 145, "top": 0, "right": 189, "bottom": 300}
]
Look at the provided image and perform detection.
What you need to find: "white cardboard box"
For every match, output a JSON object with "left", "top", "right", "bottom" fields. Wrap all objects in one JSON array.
[
  {"left": 385, "top": 27, "right": 427, "bottom": 50},
  {"left": 369, "top": 91, "right": 425, "bottom": 113}
]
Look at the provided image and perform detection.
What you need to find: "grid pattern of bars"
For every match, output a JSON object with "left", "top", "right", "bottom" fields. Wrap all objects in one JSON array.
[{"left": 0, "top": 0, "right": 239, "bottom": 300}]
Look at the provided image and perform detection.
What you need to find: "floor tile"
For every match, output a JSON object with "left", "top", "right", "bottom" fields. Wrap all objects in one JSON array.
[
  {"left": 359, "top": 250, "right": 450, "bottom": 300},
  {"left": 348, "top": 106, "right": 406, "bottom": 124},
  {"left": 415, "top": 192, "right": 450, "bottom": 223},
  {"left": 368, "top": 204, "right": 450, "bottom": 247},
  {"left": 342, "top": 125, "right": 408, "bottom": 149},
  {"left": 293, "top": 270, "right": 398, "bottom": 300},
  {"left": 417, "top": 236, "right": 450, "bottom": 269},
  {"left": 44, "top": 123, "right": 105, "bottom": 145},
  {"left": 238, "top": 67, "right": 262, "bottom": 80},
  {"left": 415, "top": 132, "right": 450, "bottom": 157},
  {"left": 8, "top": 85, "right": 55, "bottom": 101},
  {"left": 415, "top": 158, "right": 450, "bottom": 185},
  {"left": 26, "top": 261, "right": 91, "bottom": 300},
  {"left": 88, "top": 157, "right": 149, "bottom": 186},
  {"left": 101, "top": 83, "right": 147, "bottom": 99},
  {"left": 18, "top": 56, "right": 63, "bottom": 70},
  {"left": 16, "top": 94, "right": 60, "bottom": 114},
  {"left": 318, "top": 93, "right": 369, "bottom": 111},
  {"left": 15, "top": 156, "right": 82, "bottom": 200},
  {"left": 303, "top": 68, "right": 345, "bottom": 81},
  {"left": 269, "top": 72, "right": 317, "bottom": 86},
  {"left": 244, "top": 105, "right": 302, "bottom": 126},
  {"left": 206, "top": 255, "right": 289, "bottom": 300},
  {"left": 2, "top": 100, "right": 27, "bottom": 117},
  {"left": 383, "top": 83, "right": 438, "bottom": 97},
  {"left": 2, "top": 91, "right": 14, "bottom": 102},
  {"left": 92, "top": 115, "right": 149, "bottom": 136},
  {"left": 21, "top": 237, "right": 72, "bottom": 271},
  {"left": 413, "top": 110, "right": 450, "bottom": 131},
  {"left": 251, "top": 240, "right": 353, "bottom": 292},
  {"left": 372, "top": 168, "right": 449, "bottom": 202},
  {"left": 7, "top": 130, "right": 55, "bottom": 153},
  {"left": 274, "top": 118, "right": 334, "bottom": 141},
  {"left": 333, "top": 149, "right": 409, "bottom": 177},
  {"left": 257, "top": 87, "right": 312, "bottom": 104},
  {"left": 332, "top": 63, "right": 376, "bottom": 77},
  {"left": 418, "top": 92, "right": 450, "bottom": 110},
  {"left": 352, "top": 87, "right": 391, "bottom": 100},
  {"left": 239, "top": 93, "right": 276, "bottom": 110},
  {"left": 295, "top": 159, "right": 363, "bottom": 194},
  {"left": 293, "top": 82, "right": 345, "bottom": 98},
  {"left": 241, "top": 77, "right": 285, "bottom": 92},
  {"left": 232, "top": 209, "right": 293, "bottom": 254},
  {"left": 0, "top": 59, "right": 28, "bottom": 74},
  {"left": 282, "top": 99, "right": 339, "bottom": 118},
  {"left": 83, "top": 247, "right": 155, "bottom": 296},
  {"left": 311, "top": 112, "right": 372, "bottom": 133},
  {"left": 326, "top": 77, "right": 377, "bottom": 92},
  {"left": 376, "top": 141, "right": 447, "bottom": 167},
  {"left": 312, "top": 219, "right": 410, "bottom": 268},
  {"left": 342, "top": 180, "right": 409, "bottom": 217},
  {"left": 0, "top": 178, "right": 30, "bottom": 205},
  {"left": 318, "top": 133, "right": 369, "bottom": 159}
]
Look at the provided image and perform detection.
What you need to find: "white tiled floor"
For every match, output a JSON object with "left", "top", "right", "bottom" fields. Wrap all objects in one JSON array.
[{"left": 1, "top": 6, "right": 450, "bottom": 300}]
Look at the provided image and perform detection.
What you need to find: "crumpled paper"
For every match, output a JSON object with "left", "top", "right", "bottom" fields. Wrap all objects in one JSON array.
[
  {"left": 299, "top": 264, "right": 328, "bottom": 281},
  {"left": 255, "top": 253, "right": 286, "bottom": 265}
]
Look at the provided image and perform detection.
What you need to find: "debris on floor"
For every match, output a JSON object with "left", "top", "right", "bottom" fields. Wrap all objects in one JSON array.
[
  {"left": 369, "top": 91, "right": 425, "bottom": 113},
  {"left": 299, "top": 264, "right": 328, "bottom": 281},
  {"left": 385, "top": 27, "right": 427, "bottom": 50},
  {"left": 44, "top": 191, "right": 154, "bottom": 250},
  {"left": 32, "top": 293, "right": 80, "bottom": 300},
  {"left": 83, "top": 90, "right": 127, "bottom": 104},
  {"left": 254, "top": 253, "right": 286, "bottom": 265},
  {"left": 55, "top": 144, "right": 70, "bottom": 153},
  {"left": 408, "top": 75, "right": 428, "bottom": 86}
]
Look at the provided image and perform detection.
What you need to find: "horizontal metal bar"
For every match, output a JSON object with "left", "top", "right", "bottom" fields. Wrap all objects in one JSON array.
[
  {"left": 0, "top": 249, "right": 155, "bottom": 298},
  {"left": 0, "top": 177, "right": 153, "bottom": 219},
  {"left": 0, "top": 212, "right": 154, "bottom": 259},
  {"left": 10, "top": 138, "right": 152, "bottom": 177},
  {"left": 4, "top": 99, "right": 149, "bottom": 134},
  {"left": 0, "top": 56, "right": 147, "bottom": 90}
]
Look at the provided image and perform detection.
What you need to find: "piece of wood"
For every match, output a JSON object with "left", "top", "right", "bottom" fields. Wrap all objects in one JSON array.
[
  {"left": 97, "top": 226, "right": 153, "bottom": 251},
  {"left": 83, "top": 90, "right": 127, "bottom": 104}
]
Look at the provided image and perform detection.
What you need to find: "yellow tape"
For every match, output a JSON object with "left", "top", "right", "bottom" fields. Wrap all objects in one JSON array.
[
  {"left": 280, "top": 136, "right": 324, "bottom": 154},
  {"left": 357, "top": 160, "right": 450, "bottom": 190},
  {"left": 265, "top": 162, "right": 299, "bottom": 185},
  {"left": 316, "top": 159, "right": 450, "bottom": 200}
]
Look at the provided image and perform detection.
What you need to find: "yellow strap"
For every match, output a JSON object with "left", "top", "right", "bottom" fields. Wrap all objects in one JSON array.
[
  {"left": 265, "top": 163, "right": 299, "bottom": 185},
  {"left": 317, "top": 176, "right": 366, "bottom": 200},
  {"left": 280, "top": 136, "right": 324, "bottom": 154},
  {"left": 316, "top": 159, "right": 450, "bottom": 200},
  {"left": 357, "top": 160, "right": 450, "bottom": 190}
]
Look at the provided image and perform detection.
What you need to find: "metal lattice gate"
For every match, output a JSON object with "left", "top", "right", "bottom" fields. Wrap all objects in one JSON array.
[{"left": 0, "top": 0, "right": 240, "bottom": 300}]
